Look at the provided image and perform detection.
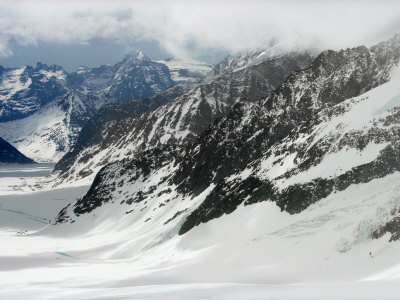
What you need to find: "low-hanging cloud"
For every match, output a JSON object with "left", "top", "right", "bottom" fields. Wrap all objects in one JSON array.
[{"left": 1, "top": 0, "right": 400, "bottom": 59}]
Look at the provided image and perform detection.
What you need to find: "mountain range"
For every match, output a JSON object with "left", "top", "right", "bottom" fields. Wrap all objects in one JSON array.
[
  {"left": 0, "top": 51, "right": 210, "bottom": 162},
  {"left": 53, "top": 49, "right": 314, "bottom": 184},
  {"left": 51, "top": 34, "right": 400, "bottom": 246}
]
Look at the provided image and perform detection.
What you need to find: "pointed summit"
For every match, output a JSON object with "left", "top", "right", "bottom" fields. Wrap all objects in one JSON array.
[{"left": 122, "top": 50, "right": 150, "bottom": 63}]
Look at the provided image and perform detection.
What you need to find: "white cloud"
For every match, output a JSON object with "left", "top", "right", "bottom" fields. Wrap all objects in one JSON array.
[{"left": 0, "top": 0, "right": 399, "bottom": 59}]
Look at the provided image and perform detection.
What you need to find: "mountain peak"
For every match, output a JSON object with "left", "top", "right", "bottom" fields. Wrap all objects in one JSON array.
[{"left": 123, "top": 50, "right": 150, "bottom": 63}]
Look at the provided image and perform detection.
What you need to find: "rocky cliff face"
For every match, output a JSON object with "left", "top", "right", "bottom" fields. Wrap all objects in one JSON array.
[{"left": 53, "top": 50, "right": 314, "bottom": 184}]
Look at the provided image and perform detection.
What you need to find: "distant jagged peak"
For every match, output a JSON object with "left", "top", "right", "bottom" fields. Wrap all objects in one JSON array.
[
  {"left": 76, "top": 65, "right": 91, "bottom": 74},
  {"left": 33, "top": 62, "right": 64, "bottom": 72},
  {"left": 0, "top": 61, "right": 66, "bottom": 75}
]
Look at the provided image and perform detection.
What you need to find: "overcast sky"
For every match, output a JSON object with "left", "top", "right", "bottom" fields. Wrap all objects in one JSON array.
[{"left": 0, "top": 0, "right": 399, "bottom": 72}]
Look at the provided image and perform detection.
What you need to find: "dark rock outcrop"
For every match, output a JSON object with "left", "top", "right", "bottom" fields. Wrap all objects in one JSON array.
[{"left": 0, "top": 137, "right": 35, "bottom": 164}]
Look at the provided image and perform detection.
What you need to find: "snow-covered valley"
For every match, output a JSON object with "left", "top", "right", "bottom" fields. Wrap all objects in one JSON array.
[{"left": 1, "top": 163, "right": 400, "bottom": 299}]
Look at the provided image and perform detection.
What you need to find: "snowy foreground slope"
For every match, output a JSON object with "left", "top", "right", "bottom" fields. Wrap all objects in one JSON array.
[{"left": 1, "top": 168, "right": 400, "bottom": 299}]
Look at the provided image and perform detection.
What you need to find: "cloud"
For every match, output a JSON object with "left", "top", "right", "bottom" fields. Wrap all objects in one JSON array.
[{"left": 0, "top": 0, "right": 399, "bottom": 59}]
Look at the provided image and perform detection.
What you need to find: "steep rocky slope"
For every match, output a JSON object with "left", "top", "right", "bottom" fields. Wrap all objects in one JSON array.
[{"left": 53, "top": 50, "right": 314, "bottom": 184}]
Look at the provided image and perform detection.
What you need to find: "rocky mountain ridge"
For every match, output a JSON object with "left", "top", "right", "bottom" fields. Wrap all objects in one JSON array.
[{"left": 53, "top": 50, "right": 314, "bottom": 184}]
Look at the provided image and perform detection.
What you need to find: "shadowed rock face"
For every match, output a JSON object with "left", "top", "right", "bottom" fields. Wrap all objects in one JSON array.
[
  {"left": 55, "top": 35, "right": 400, "bottom": 239},
  {"left": 0, "top": 137, "right": 35, "bottom": 164}
]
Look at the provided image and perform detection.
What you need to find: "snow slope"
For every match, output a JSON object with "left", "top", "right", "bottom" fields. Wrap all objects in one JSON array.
[
  {"left": 1, "top": 169, "right": 400, "bottom": 299},
  {"left": 3, "top": 282, "right": 400, "bottom": 300}
]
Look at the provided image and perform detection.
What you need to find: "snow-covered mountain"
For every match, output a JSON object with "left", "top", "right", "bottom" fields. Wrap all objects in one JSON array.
[
  {"left": 107, "top": 51, "right": 174, "bottom": 101},
  {"left": 0, "top": 92, "right": 100, "bottom": 162},
  {"left": 0, "top": 60, "right": 97, "bottom": 162},
  {"left": 0, "top": 63, "right": 69, "bottom": 122},
  {"left": 54, "top": 34, "right": 400, "bottom": 246},
  {"left": 205, "top": 45, "right": 284, "bottom": 79},
  {"left": 53, "top": 50, "right": 314, "bottom": 184},
  {"left": 0, "top": 52, "right": 178, "bottom": 162},
  {"left": 0, "top": 136, "right": 34, "bottom": 164},
  {"left": 69, "top": 50, "right": 174, "bottom": 99}
]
